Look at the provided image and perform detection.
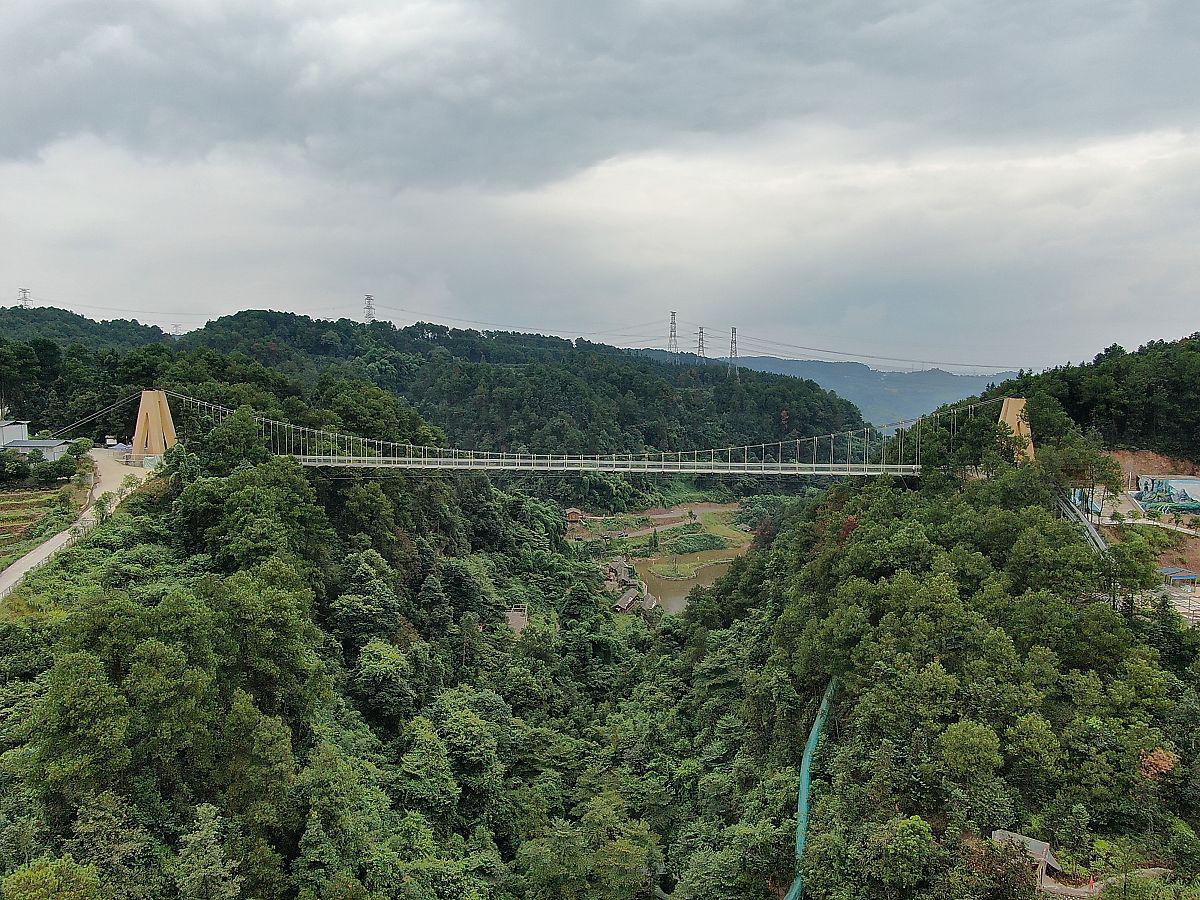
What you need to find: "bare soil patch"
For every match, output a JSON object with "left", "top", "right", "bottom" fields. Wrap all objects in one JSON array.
[{"left": 1108, "top": 450, "right": 1200, "bottom": 479}]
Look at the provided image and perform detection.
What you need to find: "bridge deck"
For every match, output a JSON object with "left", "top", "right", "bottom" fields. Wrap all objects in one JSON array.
[{"left": 290, "top": 454, "right": 920, "bottom": 476}]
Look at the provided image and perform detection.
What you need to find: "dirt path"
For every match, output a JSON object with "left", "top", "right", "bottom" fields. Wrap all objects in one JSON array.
[{"left": 0, "top": 451, "right": 149, "bottom": 601}]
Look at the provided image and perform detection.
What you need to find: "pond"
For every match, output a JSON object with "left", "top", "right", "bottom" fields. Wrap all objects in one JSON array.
[{"left": 633, "top": 552, "right": 739, "bottom": 614}]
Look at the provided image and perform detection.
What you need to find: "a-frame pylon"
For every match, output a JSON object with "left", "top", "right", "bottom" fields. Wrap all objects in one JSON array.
[
  {"left": 998, "top": 397, "right": 1035, "bottom": 462},
  {"left": 130, "top": 390, "right": 177, "bottom": 463}
]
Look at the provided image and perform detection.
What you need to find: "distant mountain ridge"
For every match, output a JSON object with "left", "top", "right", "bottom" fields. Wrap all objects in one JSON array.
[
  {"left": 641, "top": 349, "right": 1015, "bottom": 426},
  {"left": 4, "top": 305, "right": 1009, "bottom": 428},
  {"left": 737, "top": 357, "right": 1017, "bottom": 426}
]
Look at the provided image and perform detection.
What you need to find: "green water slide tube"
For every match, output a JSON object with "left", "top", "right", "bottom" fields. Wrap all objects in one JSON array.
[{"left": 783, "top": 677, "right": 839, "bottom": 900}]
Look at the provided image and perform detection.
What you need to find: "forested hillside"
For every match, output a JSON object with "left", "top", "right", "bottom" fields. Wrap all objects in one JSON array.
[
  {"left": 623, "top": 395, "right": 1200, "bottom": 898},
  {"left": 0, "top": 352, "right": 1195, "bottom": 897},
  {"left": 996, "top": 334, "right": 1200, "bottom": 463},
  {"left": 3, "top": 315, "right": 1199, "bottom": 898},
  {"left": 0, "top": 352, "right": 666, "bottom": 898},
  {"left": 179, "top": 311, "right": 864, "bottom": 455},
  {"left": 0, "top": 306, "right": 169, "bottom": 352},
  {"left": 2, "top": 310, "right": 863, "bottom": 509}
]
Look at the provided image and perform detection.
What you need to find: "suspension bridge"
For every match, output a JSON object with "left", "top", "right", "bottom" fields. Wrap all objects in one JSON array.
[{"left": 52, "top": 390, "right": 1022, "bottom": 478}]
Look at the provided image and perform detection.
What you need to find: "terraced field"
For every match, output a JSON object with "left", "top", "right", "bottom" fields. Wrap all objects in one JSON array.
[{"left": 0, "top": 488, "right": 78, "bottom": 570}]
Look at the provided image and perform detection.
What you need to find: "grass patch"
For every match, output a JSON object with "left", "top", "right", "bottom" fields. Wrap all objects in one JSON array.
[
  {"left": 653, "top": 477, "right": 736, "bottom": 508},
  {"left": 647, "top": 551, "right": 739, "bottom": 579},
  {"left": 1119, "top": 523, "right": 1184, "bottom": 553},
  {"left": 666, "top": 532, "right": 729, "bottom": 554},
  {"left": 700, "top": 510, "right": 752, "bottom": 544}
]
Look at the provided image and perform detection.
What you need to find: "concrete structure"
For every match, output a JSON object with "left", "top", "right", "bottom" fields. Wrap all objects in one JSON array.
[
  {"left": 1137, "top": 477, "right": 1200, "bottom": 511},
  {"left": 992, "top": 830, "right": 1062, "bottom": 882},
  {"left": 3, "top": 439, "right": 70, "bottom": 462},
  {"left": 130, "top": 390, "right": 177, "bottom": 464},
  {"left": 0, "top": 420, "right": 30, "bottom": 445},
  {"left": 504, "top": 604, "right": 529, "bottom": 635},
  {"left": 998, "top": 397, "right": 1035, "bottom": 462}
]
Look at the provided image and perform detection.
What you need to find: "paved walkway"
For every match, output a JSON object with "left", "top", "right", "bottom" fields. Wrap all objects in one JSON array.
[
  {"left": 0, "top": 450, "right": 150, "bottom": 601},
  {"left": 1041, "top": 867, "right": 1171, "bottom": 897}
]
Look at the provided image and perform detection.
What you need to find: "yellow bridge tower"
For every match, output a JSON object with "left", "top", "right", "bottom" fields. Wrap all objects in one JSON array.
[
  {"left": 130, "top": 390, "right": 177, "bottom": 464},
  {"left": 998, "top": 397, "right": 1035, "bottom": 462}
]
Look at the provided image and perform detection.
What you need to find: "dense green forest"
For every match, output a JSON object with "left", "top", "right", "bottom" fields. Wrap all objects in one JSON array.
[
  {"left": 995, "top": 334, "right": 1200, "bottom": 464},
  {"left": 0, "top": 307, "right": 170, "bottom": 352},
  {"left": 179, "top": 311, "right": 865, "bottom": 457},
  {"left": 1, "top": 315, "right": 1198, "bottom": 898},
  {"left": 1, "top": 308, "right": 862, "bottom": 509},
  {"left": 1, "top": 356, "right": 667, "bottom": 898}
]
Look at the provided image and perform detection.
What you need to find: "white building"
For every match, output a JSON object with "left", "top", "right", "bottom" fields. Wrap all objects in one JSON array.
[
  {"left": 0, "top": 420, "right": 30, "bottom": 445},
  {"left": 4, "top": 439, "right": 71, "bottom": 463}
]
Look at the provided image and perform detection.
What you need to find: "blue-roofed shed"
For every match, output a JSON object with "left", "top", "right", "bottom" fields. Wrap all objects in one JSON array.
[{"left": 1160, "top": 566, "right": 1199, "bottom": 592}]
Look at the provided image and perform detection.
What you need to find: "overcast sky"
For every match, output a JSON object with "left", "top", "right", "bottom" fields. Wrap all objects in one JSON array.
[{"left": 3, "top": 1, "right": 1199, "bottom": 371}]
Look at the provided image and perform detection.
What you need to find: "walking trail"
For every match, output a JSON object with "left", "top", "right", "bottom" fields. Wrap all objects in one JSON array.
[{"left": 0, "top": 450, "right": 150, "bottom": 601}]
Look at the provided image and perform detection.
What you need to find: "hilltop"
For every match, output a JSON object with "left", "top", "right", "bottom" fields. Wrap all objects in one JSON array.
[
  {"left": 5, "top": 306, "right": 1004, "bottom": 431},
  {"left": 0, "top": 305, "right": 170, "bottom": 351}
]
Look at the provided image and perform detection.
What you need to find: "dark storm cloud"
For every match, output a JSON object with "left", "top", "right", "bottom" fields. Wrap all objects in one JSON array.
[
  {"left": 5, "top": 1, "right": 1197, "bottom": 186},
  {"left": 2, "top": 1, "right": 1200, "bottom": 369}
]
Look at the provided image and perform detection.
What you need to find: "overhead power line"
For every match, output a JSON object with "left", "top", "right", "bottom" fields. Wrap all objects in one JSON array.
[{"left": 704, "top": 328, "right": 1024, "bottom": 373}]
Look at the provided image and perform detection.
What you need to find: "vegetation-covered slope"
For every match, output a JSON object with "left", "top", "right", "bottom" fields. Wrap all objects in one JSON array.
[
  {"left": 622, "top": 398, "right": 1200, "bottom": 898},
  {"left": 2, "top": 316, "right": 1199, "bottom": 898},
  {"left": 0, "top": 356, "right": 668, "bottom": 899},
  {"left": 996, "top": 335, "right": 1200, "bottom": 464},
  {"left": 179, "top": 311, "right": 864, "bottom": 454},
  {"left": 0, "top": 306, "right": 169, "bottom": 352},
  {"left": 2, "top": 312, "right": 863, "bottom": 509}
]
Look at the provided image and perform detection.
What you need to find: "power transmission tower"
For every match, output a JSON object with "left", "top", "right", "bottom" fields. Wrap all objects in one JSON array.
[
  {"left": 363, "top": 294, "right": 376, "bottom": 323},
  {"left": 696, "top": 326, "right": 705, "bottom": 358},
  {"left": 667, "top": 311, "right": 679, "bottom": 363},
  {"left": 728, "top": 327, "right": 739, "bottom": 380},
  {"left": 17, "top": 288, "right": 31, "bottom": 308}
]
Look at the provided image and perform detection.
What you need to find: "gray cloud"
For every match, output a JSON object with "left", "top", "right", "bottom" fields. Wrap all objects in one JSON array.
[{"left": 2, "top": 1, "right": 1200, "bottom": 370}]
